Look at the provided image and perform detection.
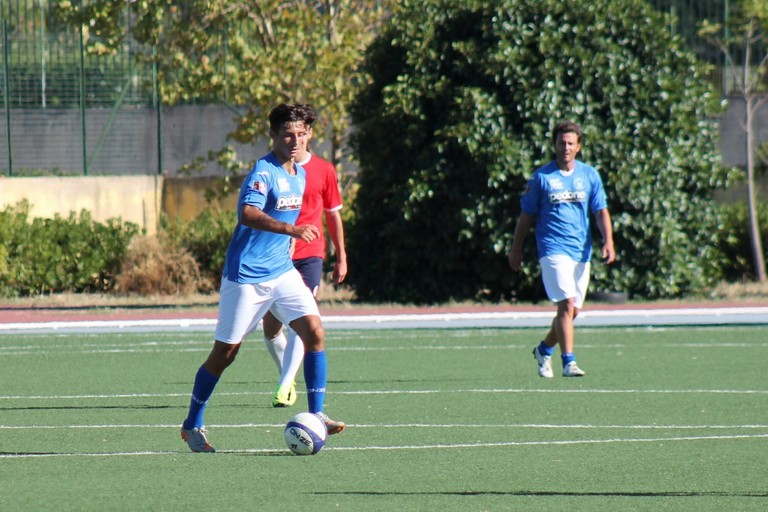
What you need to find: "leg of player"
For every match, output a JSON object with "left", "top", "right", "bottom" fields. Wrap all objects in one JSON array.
[
  {"left": 273, "top": 327, "right": 304, "bottom": 407},
  {"left": 180, "top": 341, "right": 241, "bottom": 452},
  {"left": 290, "top": 314, "right": 346, "bottom": 435},
  {"left": 556, "top": 299, "right": 585, "bottom": 377},
  {"left": 262, "top": 311, "right": 287, "bottom": 371},
  {"left": 263, "top": 311, "right": 299, "bottom": 407},
  {"left": 532, "top": 322, "right": 556, "bottom": 378},
  {"left": 181, "top": 278, "right": 275, "bottom": 452}
]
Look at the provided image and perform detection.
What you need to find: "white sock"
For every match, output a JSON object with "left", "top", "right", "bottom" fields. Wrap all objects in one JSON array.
[
  {"left": 278, "top": 328, "right": 305, "bottom": 387},
  {"left": 263, "top": 331, "right": 287, "bottom": 373}
]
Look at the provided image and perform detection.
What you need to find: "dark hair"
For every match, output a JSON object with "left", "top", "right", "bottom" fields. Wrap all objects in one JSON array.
[
  {"left": 552, "top": 121, "right": 583, "bottom": 144},
  {"left": 268, "top": 103, "right": 317, "bottom": 133}
]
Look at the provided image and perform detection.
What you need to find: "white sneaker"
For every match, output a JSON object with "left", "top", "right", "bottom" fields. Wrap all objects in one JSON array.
[
  {"left": 180, "top": 426, "right": 215, "bottom": 452},
  {"left": 315, "top": 411, "right": 346, "bottom": 435},
  {"left": 532, "top": 346, "right": 553, "bottom": 378},
  {"left": 562, "top": 361, "right": 586, "bottom": 377}
]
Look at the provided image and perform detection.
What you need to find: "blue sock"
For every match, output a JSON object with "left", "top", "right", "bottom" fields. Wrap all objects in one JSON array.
[
  {"left": 182, "top": 366, "right": 220, "bottom": 430},
  {"left": 538, "top": 341, "right": 555, "bottom": 357},
  {"left": 303, "top": 351, "right": 327, "bottom": 414},
  {"left": 561, "top": 352, "right": 576, "bottom": 368}
]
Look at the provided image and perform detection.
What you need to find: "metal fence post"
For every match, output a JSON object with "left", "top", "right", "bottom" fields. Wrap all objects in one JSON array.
[
  {"left": 2, "top": 18, "right": 12, "bottom": 176},
  {"left": 78, "top": 0, "right": 87, "bottom": 175},
  {"left": 153, "top": 45, "right": 163, "bottom": 175}
]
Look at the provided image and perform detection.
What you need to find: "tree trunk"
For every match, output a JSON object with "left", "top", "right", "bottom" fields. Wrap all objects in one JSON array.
[{"left": 745, "top": 95, "right": 767, "bottom": 281}]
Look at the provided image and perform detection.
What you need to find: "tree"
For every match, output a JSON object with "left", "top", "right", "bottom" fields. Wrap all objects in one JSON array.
[
  {"left": 348, "top": 0, "right": 735, "bottom": 304},
  {"left": 699, "top": 0, "right": 768, "bottom": 281},
  {"left": 54, "top": 0, "right": 394, "bottom": 173}
]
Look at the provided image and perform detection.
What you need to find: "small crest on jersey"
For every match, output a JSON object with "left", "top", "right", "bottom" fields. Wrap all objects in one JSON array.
[{"left": 252, "top": 181, "right": 267, "bottom": 194}]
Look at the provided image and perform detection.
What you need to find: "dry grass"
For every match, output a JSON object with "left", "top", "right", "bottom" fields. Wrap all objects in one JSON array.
[
  {"left": 708, "top": 280, "right": 768, "bottom": 301},
  {"left": 2, "top": 280, "right": 767, "bottom": 311},
  {"left": 115, "top": 235, "right": 204, "bottom": 296}
]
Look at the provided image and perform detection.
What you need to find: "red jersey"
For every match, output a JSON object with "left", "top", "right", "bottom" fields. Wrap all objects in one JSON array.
[{"left": 293, "top": 154, "right": 343, "bottom": 260}]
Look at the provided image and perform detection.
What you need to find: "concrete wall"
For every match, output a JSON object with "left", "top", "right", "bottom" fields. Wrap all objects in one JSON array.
[
  {"left": 719, "top": 97, "right": 768, "bottom": 168},
  {"left": 162, "top": 176, "right": 241, "bottom": 222},
  {"left": 0, "top": 175, "right": 249, "bottom": 233},
  {"left": 0, "top": 175, "right": 164, "bottom": 235}
]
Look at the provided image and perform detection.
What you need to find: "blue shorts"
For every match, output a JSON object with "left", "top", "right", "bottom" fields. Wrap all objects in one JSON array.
[{"left": 293, "top": 257, "right": 323, "bottom": 297}]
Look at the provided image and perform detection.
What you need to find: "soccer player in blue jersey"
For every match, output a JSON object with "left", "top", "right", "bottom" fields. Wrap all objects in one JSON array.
[
  {"left": 508, "top": 121, "right": 615, "bottom": 378},
  {"left": 180, "top": 103, "right": 345, "bottom": 453}
]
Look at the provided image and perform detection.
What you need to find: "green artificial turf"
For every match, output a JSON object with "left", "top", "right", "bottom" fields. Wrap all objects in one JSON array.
[{"left": 1, "top": 326, "right": 766, "bottom": 511}]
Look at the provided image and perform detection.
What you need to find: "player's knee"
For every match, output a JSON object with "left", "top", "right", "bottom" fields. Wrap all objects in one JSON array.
[
  {"left": 302, "top": 323, "right": 325, "bottom": 352},
  {"left": 205, "top": 341, "right": 240, "bottom": 374},
  {"left": 262, "top": 313, "right": 283, "bottom": 339},
  {"left": 263, "top": 325, "right": 282, "bottom": 340}
]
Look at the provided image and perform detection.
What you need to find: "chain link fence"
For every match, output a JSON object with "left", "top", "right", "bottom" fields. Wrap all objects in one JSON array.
[
  {"left": 0, "top": 0, "right": 740, "bottom": 176},
  {"left": 1, "top": 0, "right": 166, "bottom": 176}
]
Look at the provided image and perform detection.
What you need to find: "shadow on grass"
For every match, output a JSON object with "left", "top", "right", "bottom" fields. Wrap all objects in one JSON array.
[
  {"left": 313, "top": 490, "right": 768, "bottom": 498},
  {"left": 0, "top": 404, "right": 177, "bottom": 411}
]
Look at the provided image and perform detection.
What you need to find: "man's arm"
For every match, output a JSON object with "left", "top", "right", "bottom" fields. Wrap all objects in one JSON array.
[
  {"left": 508, "top": 211, "right": 534, "bottom": 271},
  {"left": 241, "top": 204, "right": 320, "bottom": 242},
  {"left": 594, "top": 208, "right": 615, "bottom": 264},
  {"left": 325, "top": 209, "right": 347, "bottom": 284}
]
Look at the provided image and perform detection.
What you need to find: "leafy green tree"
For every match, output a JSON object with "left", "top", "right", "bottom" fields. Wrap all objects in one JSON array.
[
  {"left": 54, "top": 0, "right": 393, "bottom": 171},
  {"left": 699, "top": 0, "right": 768, "bottom": 281},
  {"left": 349, "top": 0, "right": 735, "bottom": 303}
]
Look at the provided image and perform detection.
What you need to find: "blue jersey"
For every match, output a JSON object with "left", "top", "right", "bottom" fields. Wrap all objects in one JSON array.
[
  {"left": 520, "top": 160, "right": 608, "bottom": 262},
  {"left": 222, "top": 152, "right": 306, "bottom": 283}
]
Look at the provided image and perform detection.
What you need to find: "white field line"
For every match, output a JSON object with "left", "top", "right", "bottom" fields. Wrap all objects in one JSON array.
[
  {"left": 1, "top": 306, "right": 767, "bottom": 332},
  {"left": 2, "top": 422, "right": 768, "bottom": 430},
  {"left": 2, "top": 344, "right": 763, "bottom": 356},
  {"left": 3, "top": 341, "right": 768, "bottom": 356},
  {"left": 1, "top": 433, "right": 767, "bottom": 459},
  {"left": 2, "top": 387, "right": 768, "bottom": 401}
]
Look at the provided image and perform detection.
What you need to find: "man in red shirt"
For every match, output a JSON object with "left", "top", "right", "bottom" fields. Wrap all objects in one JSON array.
[{"left": 262, "top": 106, "right": 348, "bottom": 409}]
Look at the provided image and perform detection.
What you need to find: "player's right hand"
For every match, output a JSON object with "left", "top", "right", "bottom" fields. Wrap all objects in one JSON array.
[
  {"left": 508, "top": 250, "right": 523, "bottom": 271},
  {"left": 292, "top": 224, "right": 320, "bottom": 242}
]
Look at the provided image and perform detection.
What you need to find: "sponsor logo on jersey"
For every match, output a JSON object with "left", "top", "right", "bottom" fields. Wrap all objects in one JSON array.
[
  {"left": 276, "top": 194, "right": 303, "bottom": 210},
  {"left": 549, "top": 189, "right": 587, "bottom": 203},
  {"left": 549, "top": 177, "right": 564, "bottom": 190}
]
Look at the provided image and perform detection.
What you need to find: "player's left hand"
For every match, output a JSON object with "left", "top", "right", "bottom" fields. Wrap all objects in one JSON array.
[
  {"left": 333, "top": 260, "right": 348, "bottom": 284},
  {"left": 602, "top": 243, "right": 615, "bottom": 264}
]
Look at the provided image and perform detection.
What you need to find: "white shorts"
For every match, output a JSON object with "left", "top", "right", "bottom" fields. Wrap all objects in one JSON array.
[
  {"left": 540, "top": 254, "right": 591, "bottom": 309},
  {"left": 214, "top": 268, "right": 320, "bottom": 344}
]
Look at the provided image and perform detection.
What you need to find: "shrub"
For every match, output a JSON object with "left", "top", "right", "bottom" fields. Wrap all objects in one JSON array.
[
  {"left": 0, "top": 201, "right": 140, "bottom": 296},
  {"left": 115, "top": 235, "right": 202, "bottom": 296},
  {"left": 160, "top": 209, "right": 235, "bottom": 291},
  {"left": 348, "top": 0, "right": 735, "bottom": 303},
  {"left": 716, "top": 202, "right": 768, "bottom": 282}
]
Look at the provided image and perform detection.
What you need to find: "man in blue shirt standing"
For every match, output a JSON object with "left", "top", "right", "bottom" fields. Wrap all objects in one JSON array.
[
  {"left": 180, "top": 103, "right": 345, "bottom": 452},
  {"left": 508, "top": 121, "right": 615, "bottom": 378}
]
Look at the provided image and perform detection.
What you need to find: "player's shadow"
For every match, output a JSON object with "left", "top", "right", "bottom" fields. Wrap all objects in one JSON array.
[
  {"left": 0, "top": 404, "right": 176, "bottom": 411},
  {"left": 313, "top": 490, "right": 768, "bottom": 498}
]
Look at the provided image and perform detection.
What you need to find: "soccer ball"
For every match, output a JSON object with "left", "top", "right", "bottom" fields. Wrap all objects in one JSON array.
[{"left": 284, "top": 412, "right": 328, "bottom": 455}]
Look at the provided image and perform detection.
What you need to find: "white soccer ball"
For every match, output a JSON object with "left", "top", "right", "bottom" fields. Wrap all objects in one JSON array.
[{"left": 284, "top": 412, "right": 328, "bottom": 455}]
